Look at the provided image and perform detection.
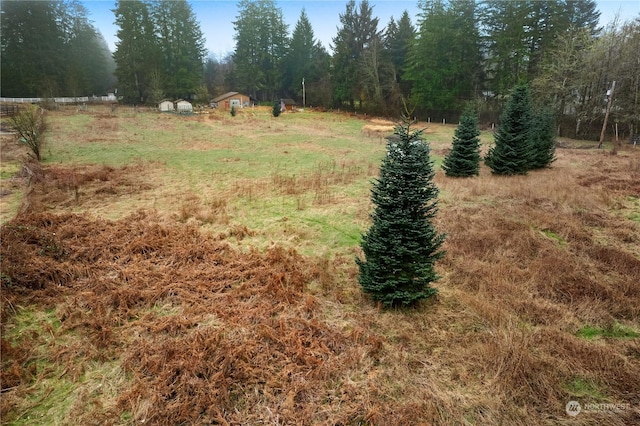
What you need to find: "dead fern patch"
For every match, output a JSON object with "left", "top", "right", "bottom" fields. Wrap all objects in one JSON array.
[{"left": 0, "top": 211, "right": 383, "bottom": 424}]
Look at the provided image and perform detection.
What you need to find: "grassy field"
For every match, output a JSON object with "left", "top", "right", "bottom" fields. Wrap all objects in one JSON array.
[{"left": 1, "top": 105, "right": 639, "bottom": 425}]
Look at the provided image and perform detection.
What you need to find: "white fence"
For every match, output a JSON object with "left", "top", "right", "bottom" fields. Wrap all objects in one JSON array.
[{"left": 0, "top": 95, "right": 117, "bottom": 104}]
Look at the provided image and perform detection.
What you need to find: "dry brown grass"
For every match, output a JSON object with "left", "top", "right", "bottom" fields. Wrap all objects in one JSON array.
[
  {"left": 15, "top": 162, "right": 157, "bottom": 218},
  {"left": 1, "top": 111, "right": 640, "bottom": 424},
  {"left": 271, "top": 159, "right": 368, "bottom": 205},
  {"left": 0, "top": 211, "right": 384, "bottom": 424}
]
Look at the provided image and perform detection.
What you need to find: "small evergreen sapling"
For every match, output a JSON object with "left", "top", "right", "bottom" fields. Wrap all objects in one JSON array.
[
  {"left": 529, "top": 107, "right": 556, "bottom": 169},
  {"left": 272, "top": 101, "right": 282, "bottom": 117},
  {"left": 485, "top": 84, "right": 533, "bottom": 175},
  {"left": 442, "top": 107, "right": 481, "bottom": 177},
  {"left": 356, "top": 114, "right": 445, "bottom": 307}
]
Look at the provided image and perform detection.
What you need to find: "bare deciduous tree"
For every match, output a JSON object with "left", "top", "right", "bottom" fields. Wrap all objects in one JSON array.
[{"left": 10, "top": 105, "right": 46, "bottom": 161}]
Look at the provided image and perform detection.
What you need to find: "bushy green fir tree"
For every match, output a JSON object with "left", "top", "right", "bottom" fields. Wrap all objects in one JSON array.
[
  {"left": 485, "top": 84, "right": 533, "bottom": 174},
  {"left": 272, "top": 100, "right": 281, "bottom": 117},
  {"left": 442, "top": 107, "right": 482, "bottom": 177},
  {"left": 529, "top": 107, "right": 556, "bottom": 169},
  {"left": 357, "top": 114, "right": 445, "bottom": 307}
]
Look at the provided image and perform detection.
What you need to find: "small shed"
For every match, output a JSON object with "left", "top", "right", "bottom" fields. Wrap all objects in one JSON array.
[
  {"left": 280, "top": 99, "right": 296, "bottom": 112},
  {"left": 158, "top": 99, "right": 174, "bottom": 112},
  {"left": 175, "top": 99, "right": 193, "bottom": 114},
  {"left": 212, "top": 92, "right": 252, "bottom": 110}
]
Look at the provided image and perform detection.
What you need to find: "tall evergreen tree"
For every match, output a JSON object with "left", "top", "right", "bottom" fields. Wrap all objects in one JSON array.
[
  {"left": 1, "top": 0, "right": 114, "bottom": 97},
  {"left": 406, "top": 0, "right": 482, "bottom": 113},
  {"left": 64, "top": 2, "right": 115, "bottom": 96},
  {"left": 480, "top": 0, "right": 601, "bottom": 100},
  {"left": 262, "top": 3, "right": 289, "bottom": 100},
  {"left": 384, "top": 17, "right": 399, "bottom": 63},
  {"left": 233, "top": 0, "right": 262, "bottom": 99},
  {"left": 203, "top": 56, "right": 220, "bottom": 96},
  {"left": 113, "top": 0, "right": 160, "bottom": 103},
  {"left": 283, "top": 9, "right": 314, "bottom": 99},
  {"left": 332, "top": 0, "right": 358, "bottom": 109},
  {"left": 152, "top": 0, "right": 206, "bottom": 99},
  {"left": 406, "top": 0, "right": 452, "bottom": 111},
  {"left": 442, "top": 106, "right": 482, "bottom": 177},
  {"left": 331, "top": 0, "right": 380, "bottom": 110},
  {"left": 485, "top": 84, "right": 534, "bottom": 175},
  {"left": 480, "top": 0, "right": 531, "bottom": 99},
  {"left": 564, "top": 0, "right": 601, "bottom": 35},
  {"left": 383, "top": 11, "right": 415, "bottom": 102},
  {"left": 233, "top": 0, "right": 288, "bottom": 101},
  {"left": 357, "top": 113, "right": 445, "bottom": 307},
  {"left": 1, "top": 1, "right": 67, "bottom": 97},
  {"left": 449, "top": 0, "right": 483, "bottom": 101},
  {"left": 524, "top": 0, "right": 560, "bottom": 80},
  {"left": 304, "top": 43, "right": 332, "bottom": 108},
  {"left": 283, "top": 9, "right": 329, "bottom": 104}
]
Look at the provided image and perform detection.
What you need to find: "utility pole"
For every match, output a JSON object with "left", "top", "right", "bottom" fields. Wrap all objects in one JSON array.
[
  {"left": 302, "top": 78, "right": 305, "bottom": 108},
  {"left": 598, "top": 80, "right": 616, "bottom": 149}
]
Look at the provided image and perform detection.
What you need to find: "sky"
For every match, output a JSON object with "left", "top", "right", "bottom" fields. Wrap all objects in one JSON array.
[{"left": 83, "top": 0, "right": 640, "bottom": 59}]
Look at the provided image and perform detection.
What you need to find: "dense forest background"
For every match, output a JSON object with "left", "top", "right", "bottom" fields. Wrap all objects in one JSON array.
[{"left": 1, "top": 0, "right": 639, "bottom": 139}]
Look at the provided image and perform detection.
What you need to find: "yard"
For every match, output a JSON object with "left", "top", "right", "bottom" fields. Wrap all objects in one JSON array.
[{"left": 1, "top": 106, "right": 639, "bottom": 425}]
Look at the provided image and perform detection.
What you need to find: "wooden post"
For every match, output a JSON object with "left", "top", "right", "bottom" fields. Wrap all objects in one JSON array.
[{"left": 598, "top": 80, "right": 616, "bottom": 149}]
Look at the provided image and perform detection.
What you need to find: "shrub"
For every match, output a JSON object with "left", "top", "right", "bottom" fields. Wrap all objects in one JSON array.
[
  {"left": 9, "top": 105, "right": 46, "bottom": 161},
  {"left": 356, "top": 114, "right": 445, "bottom": 307},
  {"left": 272, "top": 101, "right": 281, "bottom": 117},
  {"left": 230, "top": 105, "right": 237, "bottom": 117}
]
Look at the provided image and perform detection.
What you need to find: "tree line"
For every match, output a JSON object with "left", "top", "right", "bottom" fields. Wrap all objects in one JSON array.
[
  {"left": 1, "top": 0, "right": 115, "bottom": 98},
  {"left": 2, "top": 0, "right": 638, "bottom": 140},
  {"left": 219, "top": 0, "right": 640, "bottom": 137},
  {"left": 112, "top": 0, "right": 206, "bottom": 103},
  {"left": 226, "top": 0, "right": 638, "bottom": 140}
]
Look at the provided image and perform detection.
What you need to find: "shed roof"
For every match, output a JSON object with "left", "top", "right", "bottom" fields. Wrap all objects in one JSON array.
[
  {"left": 281, "top": 99, "right": 296, "bottom": 105},
  {"left": 212, "top": 92, "right": 242, "bottom": 103}
]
